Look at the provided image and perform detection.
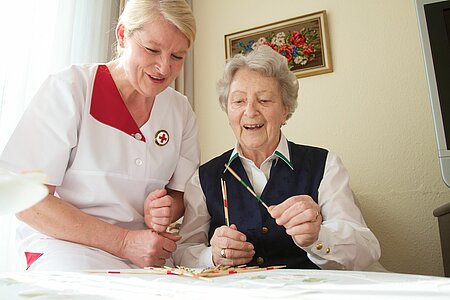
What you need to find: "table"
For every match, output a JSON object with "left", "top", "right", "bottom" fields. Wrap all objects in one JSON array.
[{"left": 1, "top": 269, "right": 449, "bottom": 299}]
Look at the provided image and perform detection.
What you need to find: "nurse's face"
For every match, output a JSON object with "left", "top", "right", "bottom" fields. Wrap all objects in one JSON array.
[
  {"left": 227, "top": 68, "right": 288, "bottom": 160},
  {"left": 119, "top": 19, "right": 189, "bottom": 99}
]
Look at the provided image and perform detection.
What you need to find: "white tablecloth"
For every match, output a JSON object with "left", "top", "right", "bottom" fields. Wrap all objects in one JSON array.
[{"left": 1, "top": 269, "right": 449, "bottom": 299}]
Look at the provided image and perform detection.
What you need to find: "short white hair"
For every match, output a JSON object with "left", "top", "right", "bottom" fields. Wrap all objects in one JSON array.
[{"left": 217, "top": 45, "right": 299, "bottom": 120}]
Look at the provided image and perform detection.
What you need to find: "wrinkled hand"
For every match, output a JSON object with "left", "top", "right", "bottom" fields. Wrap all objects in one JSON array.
[
  {"left": 210, "top": 224, "right": 255, "bottom": 266},
  {"left": 144, "top": 189, "right": 173, "bottom": 233},
  {"left": 118, "top": 229, "right": 181, "bottom": 267},
  {"left": 269, "top": 195, "right": 322, "bottom": 247}
]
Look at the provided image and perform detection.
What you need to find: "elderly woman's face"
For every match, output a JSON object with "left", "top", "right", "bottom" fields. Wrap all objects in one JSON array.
[
  {"left": 120, "top": 19, "right": 189, "bottom": 99},
  {"left": 227, "top": 68, "right": 288, "bottom": 158}
]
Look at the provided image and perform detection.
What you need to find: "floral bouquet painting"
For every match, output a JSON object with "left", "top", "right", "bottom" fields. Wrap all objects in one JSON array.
[{"left": 225, "top": 11, "right": 333, "bottom": 78}]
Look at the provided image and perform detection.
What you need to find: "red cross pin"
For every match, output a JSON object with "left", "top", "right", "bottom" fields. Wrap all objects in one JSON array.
[{"left": 155, "top": 129, "right": 169, "bottom": 146}]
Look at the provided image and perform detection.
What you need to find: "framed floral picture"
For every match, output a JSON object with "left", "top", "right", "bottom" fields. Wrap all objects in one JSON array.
[{"left": 224, "top": 11, "right": 333, "bottom": 79}]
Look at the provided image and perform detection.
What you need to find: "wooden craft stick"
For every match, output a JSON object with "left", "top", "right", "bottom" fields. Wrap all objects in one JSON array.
[
  {"left": 91, "top": 264, "right": 286, "bottom": 280},
  {"left": 87, "top": 269, "right": 165, "bottom": 275},
  {"left": 224, "top": 163, "right": 270, "bottom": 211},
  {"left": 164, "top": 266, "right": 212, "bottom": 281},
  {"left": 221, "top": 178, "right": 230, "bottom": 226},
  {"left": 196, "top": 265, "right": 287, "bottom": 277}
]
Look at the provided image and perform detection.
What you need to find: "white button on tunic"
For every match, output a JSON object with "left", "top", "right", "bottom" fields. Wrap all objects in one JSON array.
[{"left": 134, "top": 133, "right": 142, "bottom": 141}]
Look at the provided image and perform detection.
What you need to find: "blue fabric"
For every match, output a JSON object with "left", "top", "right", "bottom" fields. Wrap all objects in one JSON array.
[{"left": 199, "top": 141, "right": 328, "bottom": 269}]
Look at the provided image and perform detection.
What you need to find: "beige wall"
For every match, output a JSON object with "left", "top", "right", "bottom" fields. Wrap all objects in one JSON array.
[{"left": 191, "top": 0, "right": 450, "bottom": 276}]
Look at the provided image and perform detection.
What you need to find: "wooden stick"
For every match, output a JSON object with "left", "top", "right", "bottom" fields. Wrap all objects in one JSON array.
[
  {"left": 224, "top": 163, "right": 270, "bottom": 211},
  {"left": 88, "top": 264, "right": 286, "bottom": 279},
  {"left": 163, "top": 266, "right": 211, "bottom": 281},
  {"left": 197, "top": 265, "right": 287, "bottom": 277},
  {"left": 87, "top": 269, "right": 166, "bottom": 275},
  {"left": 220, "top": 178, "right": 230, "bottom": 226}
]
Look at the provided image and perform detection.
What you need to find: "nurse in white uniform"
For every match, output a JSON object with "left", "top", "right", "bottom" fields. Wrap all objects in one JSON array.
[{"left": 0, "top": 0, "right": 199, "bottom": 271}]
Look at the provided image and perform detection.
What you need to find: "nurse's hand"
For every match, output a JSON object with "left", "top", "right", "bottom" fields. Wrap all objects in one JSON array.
[
  {"left": 119, "top": 229, "right": 181, "bottom": 267},
  {"left": 269, "top": 195, "right": 322, "bottom": 247},
  {"left": 144, "top": 189, "right": 173, "bottom": 233},
  {"left": 210, "top": 224, "right": 255, "bottom": 266}
]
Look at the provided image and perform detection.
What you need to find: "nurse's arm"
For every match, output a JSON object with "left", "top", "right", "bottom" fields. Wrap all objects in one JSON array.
[{"left": 15, "top": 185, "right": 169, "bottom": 266}]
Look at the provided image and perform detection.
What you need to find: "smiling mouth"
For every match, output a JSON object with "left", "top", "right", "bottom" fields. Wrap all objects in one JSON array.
[
  {"left": 243, "top": 124, "right": 264, "bottom": 130},
  {"left": 147, "top": 74, "right": 165, "bottom": 83}
]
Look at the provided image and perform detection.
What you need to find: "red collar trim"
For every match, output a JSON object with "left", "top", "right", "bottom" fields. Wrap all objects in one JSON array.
[{"left": 90, "top": 65, "right": 145, "bottom": 142}]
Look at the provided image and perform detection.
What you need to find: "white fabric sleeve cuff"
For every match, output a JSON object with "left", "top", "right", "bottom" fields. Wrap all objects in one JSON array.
[{"left": 198, "top": 246, "right": 214, "bottom": 268}]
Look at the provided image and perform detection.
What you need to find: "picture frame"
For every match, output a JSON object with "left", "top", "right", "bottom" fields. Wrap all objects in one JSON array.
[{"left": 224, "top": 11, "right": 333, "bottom": 79}]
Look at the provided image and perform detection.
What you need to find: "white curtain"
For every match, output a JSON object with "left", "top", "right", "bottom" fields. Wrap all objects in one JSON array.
[
  {"left": 0, "top": 0, "right": 119, "bottom": 271},
  {"left": 174, "top": 0, "right": 194, "bottom": 108}
]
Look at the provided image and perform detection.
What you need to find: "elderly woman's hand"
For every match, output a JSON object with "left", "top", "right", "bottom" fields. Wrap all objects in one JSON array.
[
  {"left": 269, "top": 195, "right": 322, "bottom": 247},
  {"left": 144, "top": 189, "right": 174, "bottom": 233},
  {"left": 210, "top": 224, "right": 255, "bottom": 266}
]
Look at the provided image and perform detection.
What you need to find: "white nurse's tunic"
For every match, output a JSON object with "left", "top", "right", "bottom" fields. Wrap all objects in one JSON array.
[{"left": 0, "top": 64, "right": 200, "bottom": 270}]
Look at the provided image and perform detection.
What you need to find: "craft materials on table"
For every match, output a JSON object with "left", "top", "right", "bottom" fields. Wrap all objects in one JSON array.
[
  {"left": 89, "top": 265, "right": 286, "bottom": 280},
  {"left": 147, "top": 264, "right": 286, "bottom": 280}
]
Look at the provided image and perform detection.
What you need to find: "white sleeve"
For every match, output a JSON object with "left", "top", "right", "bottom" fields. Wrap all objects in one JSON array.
[
  {"left": 166, "top": 101, "right": 200, "bottom": 192},
  {"left": 172, "top": 169, "right": 215, "bottom": 268},
  {"left": 0, "top": 71, "right": 82, "bottom": 185},
  {"left": 300, "top": 153, "right": 381, "bottom": 270}
]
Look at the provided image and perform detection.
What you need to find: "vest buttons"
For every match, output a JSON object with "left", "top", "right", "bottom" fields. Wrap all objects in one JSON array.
[
  {"left": 135, "top": 158, "right": 143, "bottom": 166},
  {"left": 256, "top": 257, "right": 264, "bottom": 265},
  {"left": 261, "top": 226, "right": 269, "bottom": 234}
]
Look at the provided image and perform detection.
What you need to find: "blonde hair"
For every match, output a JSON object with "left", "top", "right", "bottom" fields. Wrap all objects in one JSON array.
[{"left": 115, "top": 0, "right": 196, "bottom": 57}]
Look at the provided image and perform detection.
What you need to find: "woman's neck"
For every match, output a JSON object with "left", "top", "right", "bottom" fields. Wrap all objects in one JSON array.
[{"left": 106, "top": 60, "right": 154, "bottom": 127}]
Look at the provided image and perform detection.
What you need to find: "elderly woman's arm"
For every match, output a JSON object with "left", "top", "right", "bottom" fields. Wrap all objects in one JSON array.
[
  {"left": 172, "top": 170, "right": 215, "bottom": 268},
  {"left": 298, "top": 153, "right": 381, "bottom": 270}
]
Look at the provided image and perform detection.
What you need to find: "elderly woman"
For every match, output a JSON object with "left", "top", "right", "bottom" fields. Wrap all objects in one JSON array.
[{"left": 173, "top": 45, "right": 381, "bottom": 270}]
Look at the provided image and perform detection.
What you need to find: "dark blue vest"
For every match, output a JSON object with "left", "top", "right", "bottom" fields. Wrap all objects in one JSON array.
[{"left": 199, "top": 141, "right": 328, "bottom": 269}]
